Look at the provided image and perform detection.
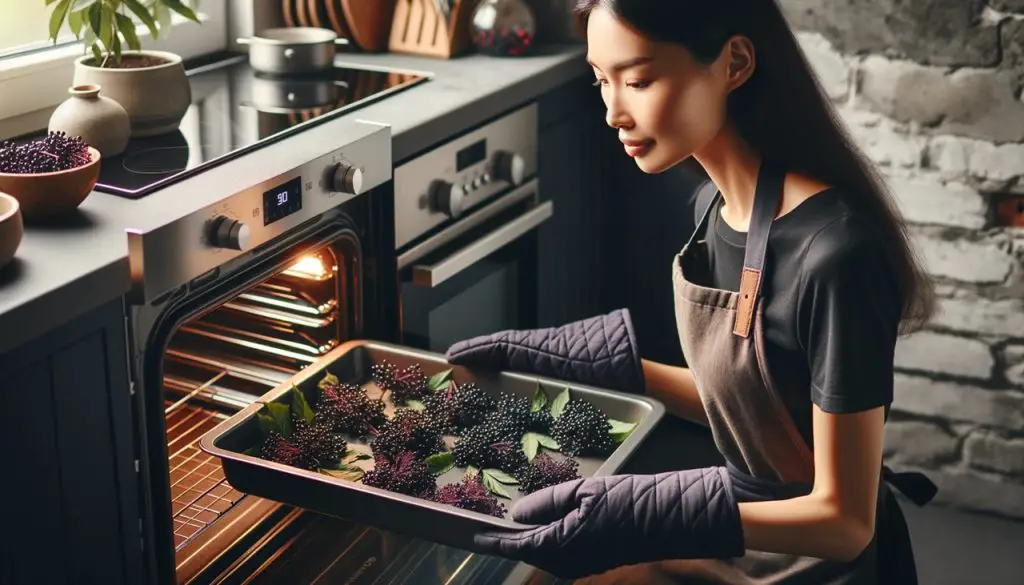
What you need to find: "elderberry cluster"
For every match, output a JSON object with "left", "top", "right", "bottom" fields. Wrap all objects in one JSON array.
[
  {"left": 372, "top": 359, "right": 429, "bottom": 405},
  {"left": 0, "top": 132, "right": 91, "bottom": 174},
  {"left": 259, "top": 419, "right": 347, "bottom": 472}
]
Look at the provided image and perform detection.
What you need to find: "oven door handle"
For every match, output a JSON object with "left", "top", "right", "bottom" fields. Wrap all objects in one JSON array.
[{"left": 408, "top": 200, "right": 553, "bottom": 288}]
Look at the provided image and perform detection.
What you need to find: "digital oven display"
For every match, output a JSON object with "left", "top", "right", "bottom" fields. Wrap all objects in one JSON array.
[
  {"left": 263, "top": 176, "right": 303, "bottom": 226},
  {"left": 456, "top": 139, "right": 487, "bottom": 172}
]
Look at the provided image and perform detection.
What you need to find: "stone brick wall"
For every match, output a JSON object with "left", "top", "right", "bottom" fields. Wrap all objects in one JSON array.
[
  {"left": 532, "top": 0, "right": 1024, "bottom": 519},
  {"left": 780, "top": 0, "right": 1024, "bottom": 520}
]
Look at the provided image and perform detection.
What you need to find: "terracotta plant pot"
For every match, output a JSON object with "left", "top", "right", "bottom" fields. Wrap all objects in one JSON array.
[
  {"left": 0, "top": 147, "right": 101, "bottom": 221},
  {"left": 72, "top": 50, "right": 192, "bottom": 137},
  {"left": 0, "top": 192, "right": 24, "bottom": 270}
]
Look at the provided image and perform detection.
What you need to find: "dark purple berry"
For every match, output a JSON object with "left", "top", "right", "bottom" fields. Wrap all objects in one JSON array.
[
  {"left": 550, "top": 399, "right": 615, "bottom": 457},
  {"left": 363, "top": 451, "right": 437, "bottom": 498},
  {"left": 369, "top": 410, "right": 444, "bottom": 461},
  {"left": 371, "top": 359, "right": 429, "bottom": 405},
  {"left": 434, "top": 474, "right": 506, "bottom": 518},
  {"left": 516, "top": 453, "right": 581, "bottom": 494}
]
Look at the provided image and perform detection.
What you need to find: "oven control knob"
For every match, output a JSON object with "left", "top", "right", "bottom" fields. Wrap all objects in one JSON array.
[
  {"left": 492, "top": 151, "right": 525, "bottom": 186},
  {"left": 331, "top": 163, "right": 363, "bottom": 195},
  {"left": 430, "top": 180, "right": 467, "bottom": 218},
  {"left": 209, "top": 216, "right": 250, "bottom": 251}
]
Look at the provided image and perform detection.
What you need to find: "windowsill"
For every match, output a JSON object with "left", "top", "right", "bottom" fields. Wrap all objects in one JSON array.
[{"left": 0, "top": 6, "right": 226, "bottom": 135}]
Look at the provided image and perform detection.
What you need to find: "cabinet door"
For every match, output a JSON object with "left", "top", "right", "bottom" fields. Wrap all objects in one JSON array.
[
  {"left": 0, "top": 299, "right": 140, "bottom": 585},
  {"left": 603, "top": 153, "right": 707, "bottom": 365},
  {"left": 536, "top": 76, "right": 611, "bottom": 326}
]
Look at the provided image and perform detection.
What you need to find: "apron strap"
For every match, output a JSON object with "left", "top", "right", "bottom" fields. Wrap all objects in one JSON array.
[
  {"left": 882, "top": 465, "right": 938, "bottom": 507},
  {"left": 684, "top": 179, "right": 722, "bottom": 250},
  {"left": 734, "top": 160, "right": 785, "bottom": 338}
]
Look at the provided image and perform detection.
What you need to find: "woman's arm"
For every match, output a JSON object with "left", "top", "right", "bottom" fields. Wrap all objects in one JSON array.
[
  {"left": 737, "top": 404, "right": 886, "bottom": 562},
  {"left": 641, "top": 358, "right": 709, "bottom": 426}
]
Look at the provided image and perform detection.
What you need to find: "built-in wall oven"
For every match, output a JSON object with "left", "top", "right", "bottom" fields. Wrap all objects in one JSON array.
[
  {"left": 393, "top": 104, "right": 549, "bottom": 352},
  {"left": 121, "top": 102, "right": 558, "bottom": 583}
]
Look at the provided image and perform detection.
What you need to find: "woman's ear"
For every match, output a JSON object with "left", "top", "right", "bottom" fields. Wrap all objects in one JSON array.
[{"left": 724, "top": 35, "right": 756, "bottom": 92}]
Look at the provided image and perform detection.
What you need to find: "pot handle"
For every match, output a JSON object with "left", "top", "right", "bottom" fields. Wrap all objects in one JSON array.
[
  {"left": 334, "top": 38, "right": 350, "bottom": 45},
  {"left": 236, "top": 37, "right": 253, "bottom": 45}
]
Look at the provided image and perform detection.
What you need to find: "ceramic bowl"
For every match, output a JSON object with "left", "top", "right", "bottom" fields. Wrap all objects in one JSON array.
[
  {"left": 0, "top": 146, "right": 101, "bottom": 221},
  {"left": 0, "top": 192, "right": 24, "bottom": 270}
]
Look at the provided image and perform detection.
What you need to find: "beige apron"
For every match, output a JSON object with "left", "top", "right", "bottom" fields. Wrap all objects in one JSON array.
[{"left": 575, "top": 163, "right": 930, "bottom": 584}]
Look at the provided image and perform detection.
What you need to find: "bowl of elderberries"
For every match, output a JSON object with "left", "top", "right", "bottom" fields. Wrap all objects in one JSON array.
[{"left": 0, "top": 132, "right": 101, "bottom": 221}]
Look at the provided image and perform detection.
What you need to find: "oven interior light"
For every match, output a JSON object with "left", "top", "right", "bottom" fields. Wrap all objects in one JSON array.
[{"left": 284, "top": 255, "right": 332, "bottom": 281}]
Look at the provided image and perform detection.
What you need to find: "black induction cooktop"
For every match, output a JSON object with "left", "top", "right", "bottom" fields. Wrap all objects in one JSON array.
[{"left": 84, "top": 53, "right": 427, "bottom": 199}]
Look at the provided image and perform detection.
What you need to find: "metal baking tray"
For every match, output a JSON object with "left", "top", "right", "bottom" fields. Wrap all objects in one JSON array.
[{"left": 200, "top": 339, "right": 665, "bottom": 552}]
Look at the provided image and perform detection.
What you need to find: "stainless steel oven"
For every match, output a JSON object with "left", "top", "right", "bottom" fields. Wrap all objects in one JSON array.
[
  {"left": 120, "top": 109, "right": 559, "bottom": 584},
  {"left": 393, "top": 104, "right": 550, "bottom": 352}
]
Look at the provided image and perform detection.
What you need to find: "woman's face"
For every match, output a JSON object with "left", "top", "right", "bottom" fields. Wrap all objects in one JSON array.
[{"left": 586, "top": 7, "right": 733, "bottom": 174}]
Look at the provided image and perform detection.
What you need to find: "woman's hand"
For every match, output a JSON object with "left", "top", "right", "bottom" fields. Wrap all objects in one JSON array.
[{"left": 472, "top": 467, "right": 745, "bottom": 579}]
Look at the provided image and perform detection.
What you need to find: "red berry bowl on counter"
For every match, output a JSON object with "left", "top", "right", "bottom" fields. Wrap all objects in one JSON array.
[
  {"left": 0, "top": 132, "right": 101, "bottom": 222},
  {"left": 0, "top": 192, "right": 23, "bottom": 270}
]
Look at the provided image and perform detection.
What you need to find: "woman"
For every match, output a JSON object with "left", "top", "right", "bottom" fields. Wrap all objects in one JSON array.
[{"left": 445, "top": 0, "right": 939, "bottom": 583}]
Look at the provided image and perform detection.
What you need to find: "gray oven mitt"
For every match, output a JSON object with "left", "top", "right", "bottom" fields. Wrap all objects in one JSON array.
[
  {"left": 444, "top": 309, "right": 645, "bottom": 394},
  {"left": 472, "top": 467, "right": 745, "bottom": 579}
]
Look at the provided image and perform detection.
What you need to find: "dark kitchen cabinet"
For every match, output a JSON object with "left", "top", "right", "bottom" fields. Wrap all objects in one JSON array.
[
  {"left": 535, "top": 76, "right": 616, "bottom": 327},
  {"left": 0, "top": 298, "right": 141, "bottom": 585},
  {"left": 534, "top": 76, "right": 707, "bottom": 364}
]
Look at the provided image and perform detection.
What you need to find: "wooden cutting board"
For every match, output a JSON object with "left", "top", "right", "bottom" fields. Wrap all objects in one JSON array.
[{"left": 341, "top": 0, "right": 396, "bottom": 52}]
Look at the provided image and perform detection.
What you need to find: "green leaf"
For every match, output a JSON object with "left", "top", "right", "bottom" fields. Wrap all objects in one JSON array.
[
  {"left": 405, "top": 400, "right": 426, "bottom": 412},
  {"left": 424, "top": 452, "right": 455, "bottom": 475},
  {"left": 98, "top": 5, "right": 114, "bottom": 57},
  {"left": 266, "top": 402, "right": 293, "bottom": 438},
  {"left": 123, "top": 0, "right": 159, "bottom": 39},
  {"left": 535, "top": 434, "right": 560, "bottom": 451},
  {"left": 320, "top": 464, "right": 365, "bottom": 482},
  {"left": 68, "top": 9, "right": 84, "bottom": 38},
  {"left": 164, "top": 0, "right": 200, "bottom": 23},
  {"left": 550, "top": 387, "right": 571, "bottom": 419},
  {"left": 256, "top": 412, "right": 279, "bottom": 436},
  {"left": 48, "top": 0, "right": 72, "bottom": 43},
  {"left": 290, "top": 385, "right": 315, "bottom": 425},
  {"left": 343, "top": 451, "right": 373, "bottom": 464},
  {"left": 483, "top": 468, "right": 519, "bottom": 485},
  {"left": 530, "top": 383, "right": 548, "bottom": 412},
  {"left": 521, "top": 433, "right": 540, "bottom": 462},
  {"left": 116, "top": 12, "right": 141, "bottom": 51},
  {"left": 465, "top": 465, "right": 480, "bottom": 479},
  {"left": 481, "top": 472, "right": 511, "bottom": 499},
  {"left": 426, "top": 368, "right": 454, "bottom": 391},
  {"left": 155, "top": 2, "right": 173, "bottom": 31},
  {"left": 609, "top": 419, "right": 638, "bottom": 444}
]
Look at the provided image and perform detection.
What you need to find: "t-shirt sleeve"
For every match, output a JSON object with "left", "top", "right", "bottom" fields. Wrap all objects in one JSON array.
[{"left": 797, "top": 216, "right": 902, "bottom": 414}]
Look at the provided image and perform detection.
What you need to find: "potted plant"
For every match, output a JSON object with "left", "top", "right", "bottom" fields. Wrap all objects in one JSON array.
[{"left": 46, "top": 0, "right": 202, "bottom": 137}]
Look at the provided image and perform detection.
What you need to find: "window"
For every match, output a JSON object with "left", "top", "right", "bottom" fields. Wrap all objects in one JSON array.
[{"left": 0, "top": 1, "right": 228, "bottom": 124}]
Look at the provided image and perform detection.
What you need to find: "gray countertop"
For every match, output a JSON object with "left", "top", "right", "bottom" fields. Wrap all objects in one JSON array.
[{"left": 0, "top": 44, "right": 588, "bottom": 355}]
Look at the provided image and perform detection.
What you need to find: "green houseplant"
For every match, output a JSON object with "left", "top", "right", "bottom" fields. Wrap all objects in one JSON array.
[{"left": 46, "top": 0, "right": 203, "bottom": 137}]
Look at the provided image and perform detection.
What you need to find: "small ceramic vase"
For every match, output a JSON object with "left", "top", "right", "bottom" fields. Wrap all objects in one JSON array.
[{"left": 48, "top": 84, "right": 131, "bottom": 158}]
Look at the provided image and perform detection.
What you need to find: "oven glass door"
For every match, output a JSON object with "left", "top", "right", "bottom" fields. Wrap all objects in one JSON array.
[{"left": 398, "top": 179, "right": 551, "bottom": 352}]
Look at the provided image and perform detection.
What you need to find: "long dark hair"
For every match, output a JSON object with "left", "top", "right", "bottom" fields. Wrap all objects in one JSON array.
[{"left": 575, "top": 0, "right": 934, "bottom": 334}]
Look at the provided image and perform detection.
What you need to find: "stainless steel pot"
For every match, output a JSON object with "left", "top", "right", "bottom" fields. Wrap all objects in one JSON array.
[
  {"left": 242, "top": 75, "right": 351, "bottom": 113},
  {"left": 237, "top": 27, "right": 350, "bottom": 75}
]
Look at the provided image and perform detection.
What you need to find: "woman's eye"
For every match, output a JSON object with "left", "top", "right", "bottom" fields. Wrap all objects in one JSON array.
[
  {"left": 627, "top": 80, "right": 652, "bottom": 89},
  {"left": 592, "top": 78, "right": 608, "bottom": 87}
]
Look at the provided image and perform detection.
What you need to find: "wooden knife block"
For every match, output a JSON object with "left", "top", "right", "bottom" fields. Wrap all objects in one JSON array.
[{"left": 388, "top": 0, "right": 477, "bottom": 59}]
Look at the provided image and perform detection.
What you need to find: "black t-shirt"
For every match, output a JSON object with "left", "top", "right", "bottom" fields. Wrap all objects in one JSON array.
[{"left": 695, "top": 185, "right": 901, "bottom": 448}]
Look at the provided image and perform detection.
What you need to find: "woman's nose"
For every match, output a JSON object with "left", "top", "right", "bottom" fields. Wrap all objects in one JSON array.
[{"left": 606, "top": 107, "right": 632, "bottom": 129}]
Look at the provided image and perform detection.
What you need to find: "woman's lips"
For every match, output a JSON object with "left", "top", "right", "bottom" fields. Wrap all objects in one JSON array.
[{"left": 622, "top": 139, "right": 654, "bottom": 157}]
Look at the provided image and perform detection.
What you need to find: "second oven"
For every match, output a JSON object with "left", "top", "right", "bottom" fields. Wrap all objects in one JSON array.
[{"left": 392, "top": 103, "right": 551, "bottom": 352}]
